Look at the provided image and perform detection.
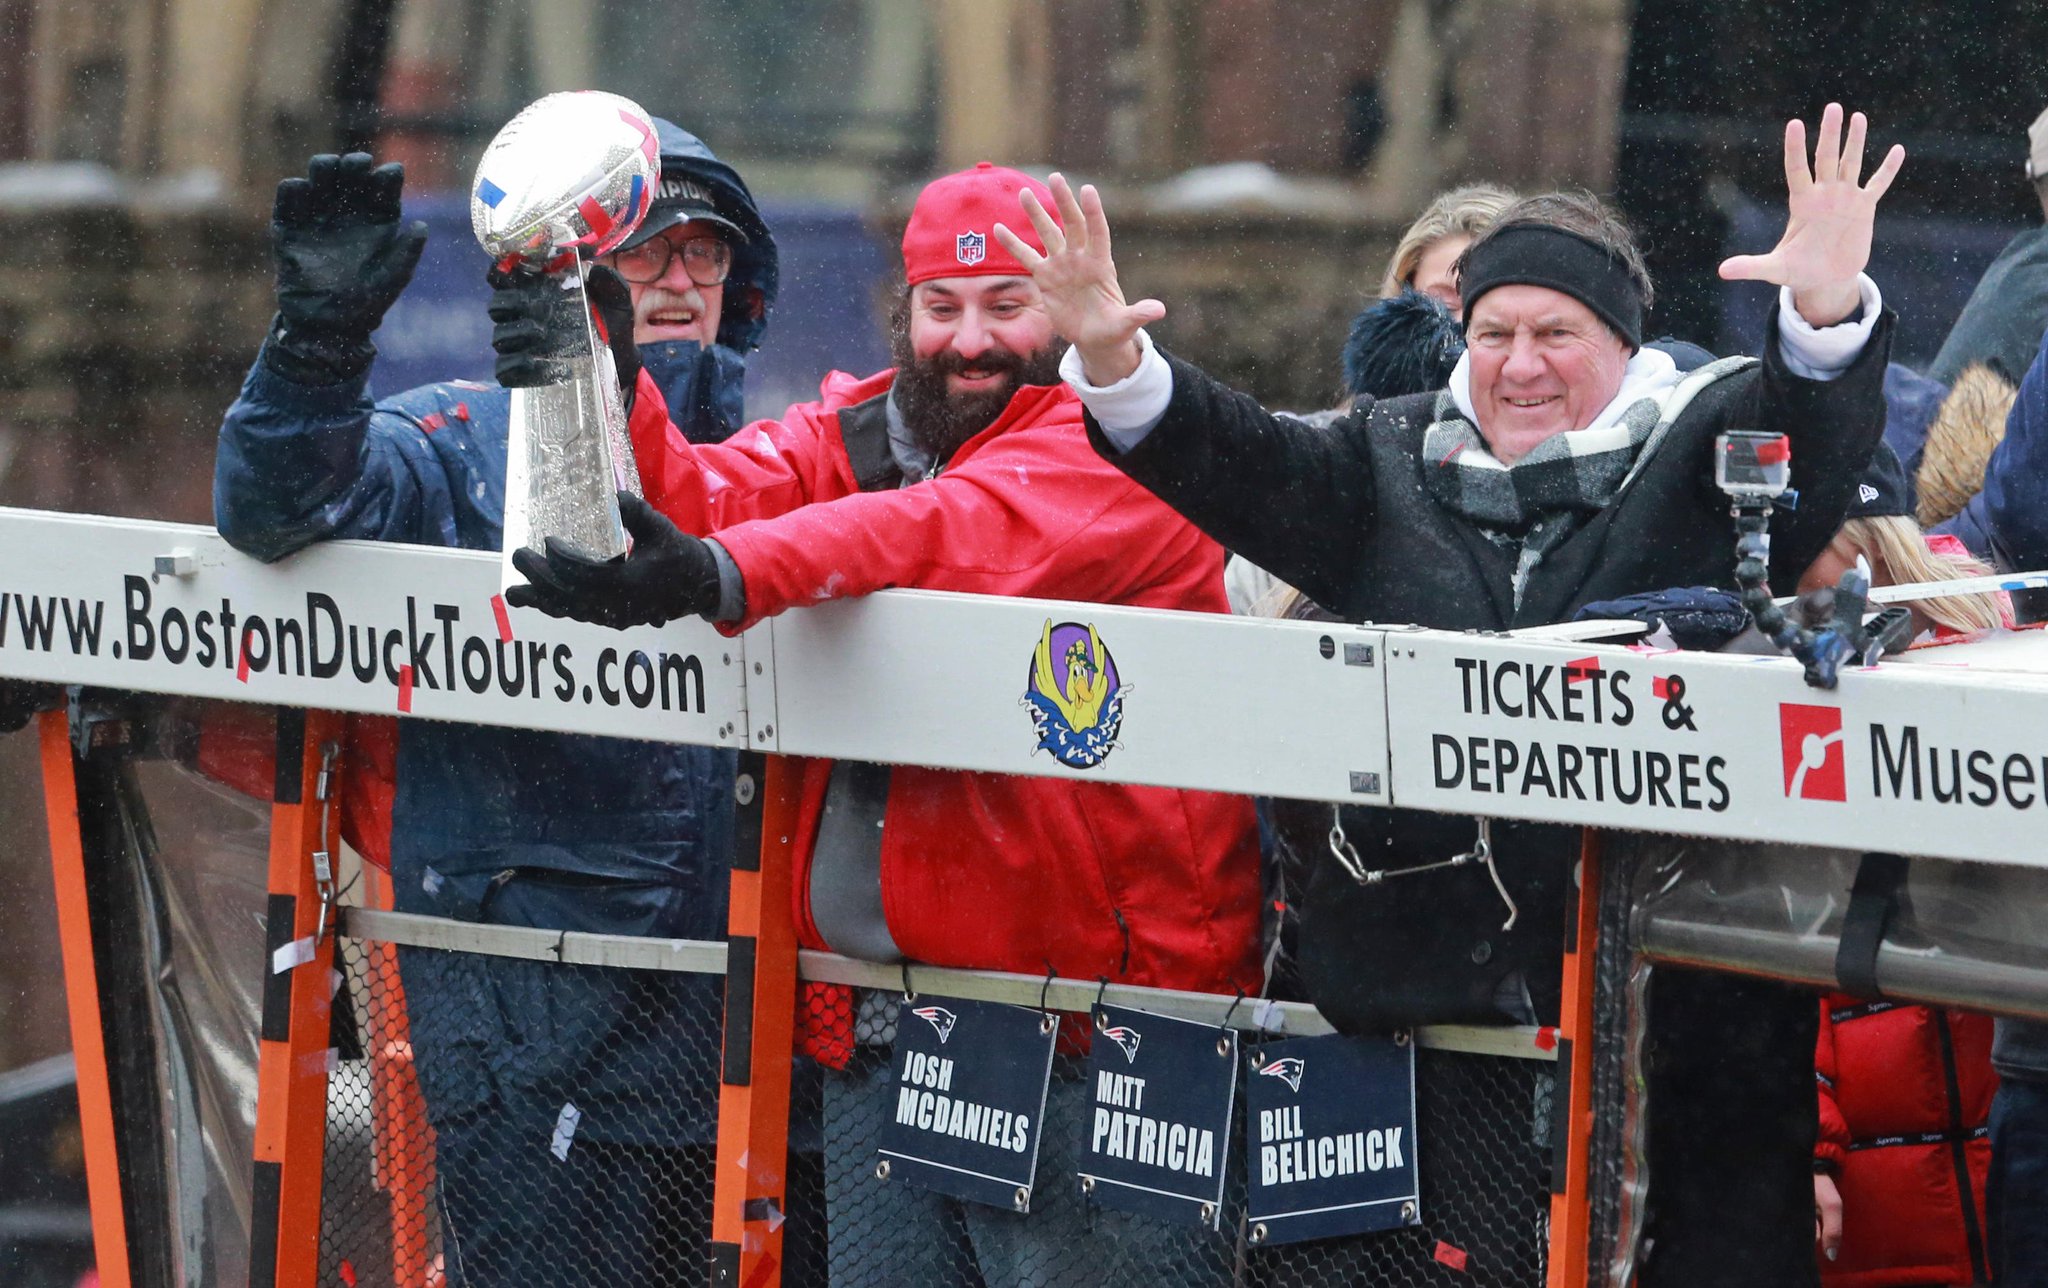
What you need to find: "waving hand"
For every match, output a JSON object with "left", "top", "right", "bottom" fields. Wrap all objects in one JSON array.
[
  {"left": 1719, "top": 103, "right": 1904, "bottom": 327},
  {"left": 993, "top": 173, "right": 1163, "bottom": 385}
]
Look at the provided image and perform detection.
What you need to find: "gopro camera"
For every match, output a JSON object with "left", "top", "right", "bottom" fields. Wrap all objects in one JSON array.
[{"left": 1715, "top": 430, "right": 1792, "bottom": 502}]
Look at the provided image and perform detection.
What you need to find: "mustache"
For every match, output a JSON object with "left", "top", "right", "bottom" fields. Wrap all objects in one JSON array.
[
  {"left": 635, "top": 287, "right": 703, "bottom": 316},
  {"left": 921, "top": 345, "right": 1033, "bottom": 380}
]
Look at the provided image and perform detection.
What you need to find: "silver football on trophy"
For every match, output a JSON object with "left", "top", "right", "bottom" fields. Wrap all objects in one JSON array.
[{"left": 471, "top": 90, "right": 659, "bottom": 266}]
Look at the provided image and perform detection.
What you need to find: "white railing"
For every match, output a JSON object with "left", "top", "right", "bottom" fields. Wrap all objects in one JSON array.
[{"left": 6, "top": 505, "right": 2048, "bottom": 867}]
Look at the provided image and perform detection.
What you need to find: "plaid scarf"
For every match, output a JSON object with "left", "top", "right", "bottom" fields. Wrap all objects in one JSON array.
[{"left": 1421, "top": 355, "right": 1756, "bottom": 609}]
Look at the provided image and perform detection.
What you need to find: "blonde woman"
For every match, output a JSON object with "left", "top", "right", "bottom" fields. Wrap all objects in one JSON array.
[
  {"left": 1376, "top": 182, "right": 1518, "bottom": 316},
  {"left": 1796, "top": 445, "right": 2008, "bottom": 640}
]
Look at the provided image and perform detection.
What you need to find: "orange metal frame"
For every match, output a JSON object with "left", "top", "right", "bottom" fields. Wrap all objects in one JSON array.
[
  {"left": 38, "top": 708, "right": 134, "bottom": 1288},
  {"left": 1546, "top": 828, "right": 1604, "bottom": 1288},
  {"left": 250, "top": 708, "right": 345, "bottom": 1288},
  {"left": 711, "top": 755, "right": 805, "bottom": 1287}
]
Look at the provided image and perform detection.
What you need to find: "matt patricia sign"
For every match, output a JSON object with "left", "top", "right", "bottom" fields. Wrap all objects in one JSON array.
[{"left": 1382, "top": 633, "right": 2048, "bottom": 867}]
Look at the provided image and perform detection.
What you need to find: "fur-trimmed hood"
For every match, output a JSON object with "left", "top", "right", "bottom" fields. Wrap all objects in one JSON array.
[{"left": 1917, "top": 363, "right": 2016, "bottom": 527}]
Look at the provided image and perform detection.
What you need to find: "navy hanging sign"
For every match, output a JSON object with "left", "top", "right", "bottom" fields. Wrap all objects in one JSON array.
[
  {"left": 1243, "top": 1032, "right": 1420, "bottom": 1246},
  {"left": 1077, "top": 1004, "right": 1238, "bottom": 1228},
  {"left": 876, "top": 995, "right": 1058, "bottom": 1211}
]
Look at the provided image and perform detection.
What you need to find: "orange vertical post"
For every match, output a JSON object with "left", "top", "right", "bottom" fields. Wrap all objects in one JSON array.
[
  {"left": 250, "top": 708, "right": 344, "bottom": 1288},
  {"left": 38, "top": 708, "right": 134, "bottom": 1288},
  {"left": 711, "top": 754, "right": 804, "bottom": 1287},
  {"left": 1546, "top": 828, "right": 1604, "bottom": 1288}
]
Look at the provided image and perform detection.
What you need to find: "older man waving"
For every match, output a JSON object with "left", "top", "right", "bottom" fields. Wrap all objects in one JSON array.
[{"left": 1001, "top": 105, "right": 1899, "bottom": 1287}]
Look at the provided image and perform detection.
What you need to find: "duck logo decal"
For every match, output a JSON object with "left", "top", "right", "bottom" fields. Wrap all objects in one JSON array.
[{"left": 1024, "top": 619, "right": 1126, "bottom": 769}]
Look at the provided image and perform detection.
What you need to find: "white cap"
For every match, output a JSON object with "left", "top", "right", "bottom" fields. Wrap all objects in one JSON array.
[{"left": 2029, "top": 107, "right": 2048, "bottom": 181}]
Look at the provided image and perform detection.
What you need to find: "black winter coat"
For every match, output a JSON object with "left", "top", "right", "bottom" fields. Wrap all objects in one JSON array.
[
  {"left": 1089, "top": 308, "right": 1892, "bottom": 1031},
  {"left": 1092, "top": 311, "right": 1892, "bottom": 1288}
]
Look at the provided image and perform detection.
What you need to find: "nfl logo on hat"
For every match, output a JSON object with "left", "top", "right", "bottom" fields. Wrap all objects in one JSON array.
[{"left": 955, "top": 231, "right": 987, "bottom": 266}]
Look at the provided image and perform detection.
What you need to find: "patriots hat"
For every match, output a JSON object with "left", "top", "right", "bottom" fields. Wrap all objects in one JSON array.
[
  {"left": 619, "top": 120, "right": 749, "bottom": 251},
  {"left": 901, "top": 161, "right": 1060, "bottom": 286}
]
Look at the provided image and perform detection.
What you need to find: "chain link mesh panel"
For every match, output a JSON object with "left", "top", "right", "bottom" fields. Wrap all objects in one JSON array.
[
  {"left": 315, "top": 930, "right": 1549, "bottom": 1287},
  {"left": 804, "top": 986, "right": 1553, "bottom": 1288},
  {"left": 318, "top": 931, "right": 835, "bottom": 1287}
]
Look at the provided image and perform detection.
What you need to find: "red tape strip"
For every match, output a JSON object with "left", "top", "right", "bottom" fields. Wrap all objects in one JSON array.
[
  {"left": 397, "top": 664, "right": 414, "bottom": 713},
  {"left": 1434, "top": 1240, "right": 1470, "bottom": 1272},
  {"left": 236, "top": 629, "right": 252, "bottom": 682},
  {"left": 578, "top": 194, "right": 614, "bottom": 237},
  {"left": 1566, "top": 655, "right": 1601, "bottom": 683},
  {"left": 1534, "top": 1025, "right": 1558, "bottom": 1052},
  {"left": 492, "top": 594, "right": 514, "bottom": 643},
  {"left": 741, "top": 1253, "right": 780, "bottom": 1288}
]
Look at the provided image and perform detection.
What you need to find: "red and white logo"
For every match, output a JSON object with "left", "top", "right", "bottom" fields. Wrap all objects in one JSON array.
[
  {"left": 1257, "top": 1056, "right": 1305, "bottom": 1093},
  {"left": 955, "top": 230, "right": 987, "bottom": 266},
  {"left": 1779, "top": 704, "right": 1846, "bottom": 801}
]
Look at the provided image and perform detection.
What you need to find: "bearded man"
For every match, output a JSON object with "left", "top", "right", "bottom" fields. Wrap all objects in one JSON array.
[{"left": 499, "top": 161, "right": 1261, "bottom": 1288}]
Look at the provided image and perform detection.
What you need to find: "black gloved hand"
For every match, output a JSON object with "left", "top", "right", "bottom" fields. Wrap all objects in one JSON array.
[
  {"left": 264, "top": 152, "right": 428, "bottom": 386},
  {"left": 1574, "top": 586, "right": 1750, "bottom": 651},
  {"left": 505, "top": 493, "right": 723, "bottom": 629},
  {"left": 584, "top": 264, "right": 641, "bottom": 404},
  {"left": 489, "top": 264, "right": 639, "bottom": 410}
]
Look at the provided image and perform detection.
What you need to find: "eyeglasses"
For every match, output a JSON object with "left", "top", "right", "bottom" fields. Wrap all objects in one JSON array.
[{"left": 607, "top": 235, "right": 732, "bottom": 287}]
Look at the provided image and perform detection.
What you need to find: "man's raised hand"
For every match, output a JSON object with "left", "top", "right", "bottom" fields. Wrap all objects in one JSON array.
[
  {"left": 265, "top": 152, "right": 429, "bottom": 385},
  {"left": 1718, "top": 103, "right": 1904, "bottom": 328},
  {"left": 993, "top": 173, "right": 1163, "bottom": 385}
]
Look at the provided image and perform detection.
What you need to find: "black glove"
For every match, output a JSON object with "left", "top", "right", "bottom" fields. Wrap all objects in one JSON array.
[
  {"left": 489, "top": 263, "right": 640, "bottom": 409},
  {"left": 1573, "top": 586, "right": 1750, "bottom": 651},
  {"left": 585, "top": 264, "right": 642, "bottom": 401},
  {"left": 505, "top": 493, "right": 724, "bottom": 629},
  {"left": 263, "top": 152, "right": 428, "bottom": 386}
]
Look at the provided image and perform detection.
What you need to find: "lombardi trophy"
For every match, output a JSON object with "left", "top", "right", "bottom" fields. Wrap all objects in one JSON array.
[{"left": 472, "top": 90, "right": 659, "bottom": 582}]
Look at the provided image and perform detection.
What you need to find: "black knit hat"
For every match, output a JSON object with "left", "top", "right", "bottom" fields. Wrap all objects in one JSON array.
[{"left": 1848, "top": 443, "right": 1915, "bottom": 520}]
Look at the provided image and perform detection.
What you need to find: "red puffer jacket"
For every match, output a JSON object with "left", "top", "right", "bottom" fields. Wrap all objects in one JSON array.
[
  {"left": 627, "top": 369, "right": 1263, "bottom": 1058},
  {"left": 1815, "top": 996, "right": 1997, "bottom": 1288}
]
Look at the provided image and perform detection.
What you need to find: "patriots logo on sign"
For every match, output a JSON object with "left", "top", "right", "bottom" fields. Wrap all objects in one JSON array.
[
  {"left": 1257, "top": 1056, "right": 1306, "bottom": 1093},
  {"left": 956, "top": 230, "right": 988, "bottom": 266},
  {"left": 1101, "top": 1025, "right": 1142, "bottom": 1063},
  {"left": 1859, "top": 483, "right": 1880, "bottom": 505},
  {"left": 913, "top": 1005, "right": 959, "bottom": 1043}
]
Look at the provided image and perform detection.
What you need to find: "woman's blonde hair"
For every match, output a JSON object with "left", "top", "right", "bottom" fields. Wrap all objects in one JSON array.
[
  {"left": 1847, "top": 515, "right": 2005, "bottom": 634},
  {"left": 1379, "top": 183, "right": 1520, "bottom": 299}
]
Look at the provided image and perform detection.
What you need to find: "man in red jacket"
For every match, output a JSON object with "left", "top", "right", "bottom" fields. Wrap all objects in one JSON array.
[{"left": 503, "top": 163, "right": 1261, "bottom": 1287}]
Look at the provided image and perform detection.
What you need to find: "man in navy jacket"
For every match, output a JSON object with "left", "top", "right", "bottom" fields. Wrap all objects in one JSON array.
[{"left": 214, "top": 121, "right": 776, "bottom": 1284}]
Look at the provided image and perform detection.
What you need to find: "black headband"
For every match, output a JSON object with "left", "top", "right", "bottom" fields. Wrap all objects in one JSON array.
[{"left": 1459, "top": 224, "right": 1645, "bottom": 350}]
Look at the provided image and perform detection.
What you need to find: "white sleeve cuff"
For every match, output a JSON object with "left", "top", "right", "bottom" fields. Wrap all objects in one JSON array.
[
  {"left": 1775, "top": 274, "right": 1882, "bottom": 381},
  {"left": 1060, "top": 330, "right": 1172, "bottom": 452}
]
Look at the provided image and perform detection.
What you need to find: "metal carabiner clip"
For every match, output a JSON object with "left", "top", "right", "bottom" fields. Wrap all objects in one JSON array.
[{"left": 1330, "top": 811, "right": 1519, "bottom": 930}]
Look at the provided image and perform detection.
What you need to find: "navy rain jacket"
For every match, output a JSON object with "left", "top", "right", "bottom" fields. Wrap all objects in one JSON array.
[{"left": 213, "top": 124, "right": 777, "bottom": 1144}]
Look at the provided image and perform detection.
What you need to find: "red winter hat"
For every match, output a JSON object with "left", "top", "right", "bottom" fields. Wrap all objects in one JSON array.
[{"left": 901, "top": 161, "right": 1060, "bottom": 286}]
